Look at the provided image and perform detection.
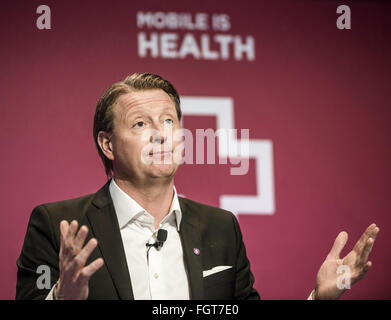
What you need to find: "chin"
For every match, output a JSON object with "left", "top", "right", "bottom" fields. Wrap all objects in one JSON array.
[{"left": 149, "top": 163, "right": 178, "bottom": 178}]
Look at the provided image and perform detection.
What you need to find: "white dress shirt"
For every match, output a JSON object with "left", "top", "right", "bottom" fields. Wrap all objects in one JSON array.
[{"left": 109, "top": 179, "right": 190, "bottom": 300}]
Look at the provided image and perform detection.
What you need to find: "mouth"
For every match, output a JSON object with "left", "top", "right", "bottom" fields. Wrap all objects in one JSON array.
[
  {"left": 148, "top": 151, "right": 172, "bottom": 156},
  {"left": 142, "top": 150, "right": 177, "bottom": 165}
]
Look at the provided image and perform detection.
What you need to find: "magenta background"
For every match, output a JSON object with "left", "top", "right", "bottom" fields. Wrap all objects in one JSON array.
[{"left": 1, "top": 0, "right": 390, "bottom": 299}]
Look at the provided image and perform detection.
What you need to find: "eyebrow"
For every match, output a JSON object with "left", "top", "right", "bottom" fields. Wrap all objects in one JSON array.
[
  {"left": 127, "top": 107, "right": 176, "bottom": 116},
  {"left": 123, "top": 108, "right": 176, "bottom": 125}
]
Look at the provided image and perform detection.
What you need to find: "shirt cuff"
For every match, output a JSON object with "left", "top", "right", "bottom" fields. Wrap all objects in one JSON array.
[
  {"left": 307, "top": 289, "right": 315, "bottom": 300},
  {"left": 45, "top": 283, "right": 57, "bottom": 300}
]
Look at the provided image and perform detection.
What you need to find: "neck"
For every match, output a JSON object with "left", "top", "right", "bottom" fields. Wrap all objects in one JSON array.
[{"left": 113, "top": 176, "right": 175, "bottom": 229}]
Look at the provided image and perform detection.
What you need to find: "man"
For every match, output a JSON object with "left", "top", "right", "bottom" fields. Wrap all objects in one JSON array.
[{"left": 16, "top": 73, "right": 379, "bottom": 300}]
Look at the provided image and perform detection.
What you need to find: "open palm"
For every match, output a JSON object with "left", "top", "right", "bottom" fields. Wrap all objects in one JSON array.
[{"left": 314, "top": 223, "right": 380, "bottom": 300}]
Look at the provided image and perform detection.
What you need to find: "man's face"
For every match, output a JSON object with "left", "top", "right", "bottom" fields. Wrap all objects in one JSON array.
[{"left": 109, "top": 89, "right": 182, "bottom": 182}]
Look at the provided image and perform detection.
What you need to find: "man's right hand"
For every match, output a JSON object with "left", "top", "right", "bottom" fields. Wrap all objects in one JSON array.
[{"left": 56, "top": 220, "right": 104, "bottom": 300}]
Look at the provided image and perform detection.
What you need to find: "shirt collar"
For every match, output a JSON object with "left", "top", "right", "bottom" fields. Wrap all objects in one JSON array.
[{"left": 109, "top": 179, "right": 182, "bottom": 231}]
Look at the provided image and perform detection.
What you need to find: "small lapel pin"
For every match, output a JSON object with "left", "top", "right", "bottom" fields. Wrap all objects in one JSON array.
[{"left": 193, "top": 248, "right": 200, "bottom": 255}]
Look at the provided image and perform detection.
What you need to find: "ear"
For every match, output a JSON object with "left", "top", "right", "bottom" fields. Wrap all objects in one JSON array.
[{"left": 97, "top": 131, "right": 114, "bottom": 161}]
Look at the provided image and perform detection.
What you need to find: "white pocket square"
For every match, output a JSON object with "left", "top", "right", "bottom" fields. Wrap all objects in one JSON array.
[{"left": 202, "top": 265, "right": 232, "bottom": 277}]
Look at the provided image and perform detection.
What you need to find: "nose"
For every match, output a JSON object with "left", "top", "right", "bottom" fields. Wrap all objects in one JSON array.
[{"left": 149, "top": 124, "right": 167, "bottom": 144}]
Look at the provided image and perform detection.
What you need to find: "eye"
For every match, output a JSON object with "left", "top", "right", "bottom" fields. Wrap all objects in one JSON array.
[
  {"left": 133, "top": 121, "right": 145, "bottom": 128},
  {"left": 164, "top": 119, "right": 173, "bottom": 125}
]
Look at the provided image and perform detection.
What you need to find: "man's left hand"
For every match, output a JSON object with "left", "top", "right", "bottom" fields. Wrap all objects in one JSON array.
[{"left": 313, "top": 223, "right": 380, "bottom": 300}]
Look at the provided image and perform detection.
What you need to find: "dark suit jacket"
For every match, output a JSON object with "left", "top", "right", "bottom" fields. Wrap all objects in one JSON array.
[{"left": 16, "top": 181, "right": 260, "bottom": 300}]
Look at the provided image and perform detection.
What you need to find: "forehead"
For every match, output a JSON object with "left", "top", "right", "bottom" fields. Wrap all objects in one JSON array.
[{"left": 115, "top": 89, "right": 176, "bottom": 116}]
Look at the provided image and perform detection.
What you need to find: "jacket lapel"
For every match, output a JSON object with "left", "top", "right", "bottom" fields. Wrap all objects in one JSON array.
[
  {"left": 86, "top": 182, "right": 134, "bottom": 300},
  {"left": 179, "top": 198, "right": 204, "bottom": 299},
  {"left": 84, "top": 184, "right": 204, "bottom": 300}
]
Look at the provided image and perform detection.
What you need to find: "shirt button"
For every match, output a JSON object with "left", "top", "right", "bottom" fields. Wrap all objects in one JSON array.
[{"left": 153, "top": 273, "right": 159, "bottom": 279}]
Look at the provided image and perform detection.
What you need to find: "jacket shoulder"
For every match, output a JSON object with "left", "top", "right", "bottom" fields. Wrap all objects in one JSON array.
[{"left": 33, "top": 193, "right": 96, "bottom": 222}]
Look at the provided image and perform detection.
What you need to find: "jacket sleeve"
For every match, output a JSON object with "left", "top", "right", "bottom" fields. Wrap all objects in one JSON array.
[
  {"left": 231, "top": 214, "right": 261, "bottom": 300},
  {"left": 16, "top": 205, "right": 60, "bottom": 300}
]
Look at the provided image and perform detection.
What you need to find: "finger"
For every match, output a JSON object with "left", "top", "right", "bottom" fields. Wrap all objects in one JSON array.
[
  {"left": 65, "top": 220, "right": 79, "bottom": 247},
  {"left": 64, "top": 238, "right": 99, "bottom": 278},
  {"left": 60, "top": 220, "right": 69, "bottom": 243},
  {"left": 77, "top": 258, "right": 104, "bottom": 285},
  {"left": 364, "top": 261, "right": 372, "bottom": 272},
  {"left": 73, "top": 225, "right": 89, "bottom": 252},
  {"left": 353, "top": 224, "right": 377, "bottom": 253},
  {"left": 358, "top": 261, "right": 372, "bottom": 280},
  {"left": 59, "top": 220, "right": 69, "bottom": 255},
  {"left": 74, "top": 238, "right": 99, "bottom": 268},
  {"left": 61, "top": 221, "right": 81, "bottom": 267},
  {"left": 327, "top": 231, "right": 348, "bottom": 259},
  {"left": 369, "top": 226, "right": 380, "bottom": 242},
  {"left": 360, "top": 237, "right": 375, "bottom": 264}
]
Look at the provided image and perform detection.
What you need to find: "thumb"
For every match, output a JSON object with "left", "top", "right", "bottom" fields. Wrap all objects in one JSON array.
[{"left": 327, "top": 231, "right": 348, "bottom": 259}]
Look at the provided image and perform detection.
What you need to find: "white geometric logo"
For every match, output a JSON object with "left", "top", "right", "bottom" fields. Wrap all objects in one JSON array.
[{"left": 181, "top": 96, "right": 275, "bottom": 215}]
